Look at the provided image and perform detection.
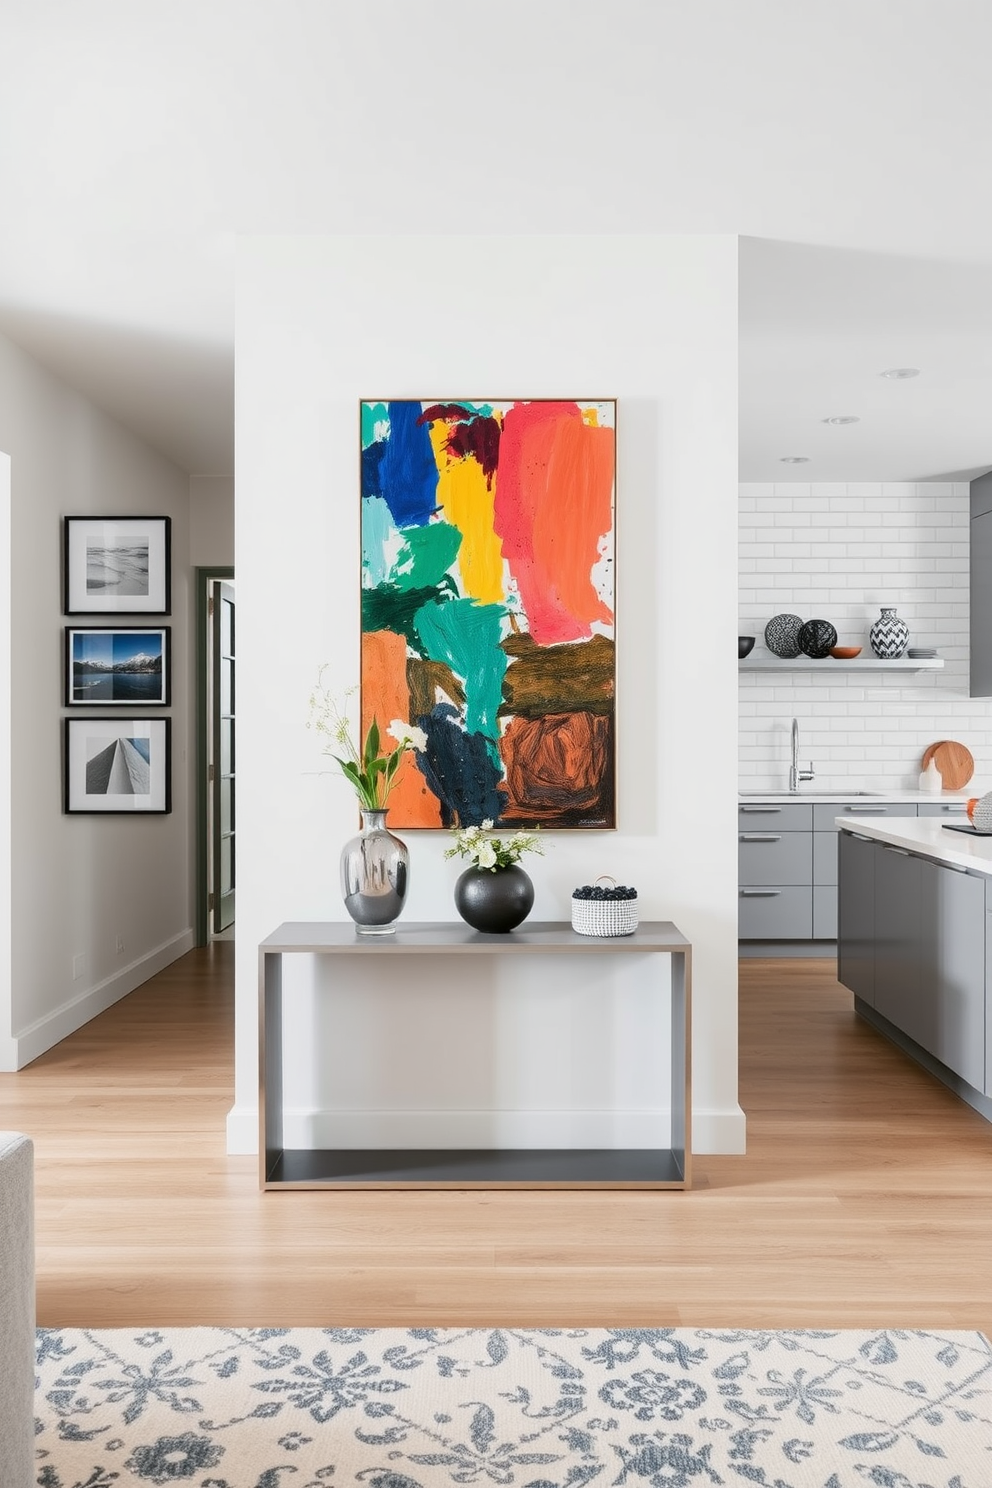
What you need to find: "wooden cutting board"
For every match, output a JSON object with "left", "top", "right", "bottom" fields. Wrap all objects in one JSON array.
[{"left": 921, "top": 740, "right": 975, "bottom": 790}]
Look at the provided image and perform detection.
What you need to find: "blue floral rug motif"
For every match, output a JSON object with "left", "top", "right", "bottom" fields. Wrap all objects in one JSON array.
[{"left": 34, "top": 1326, "right": 992, "bottom": 1488}]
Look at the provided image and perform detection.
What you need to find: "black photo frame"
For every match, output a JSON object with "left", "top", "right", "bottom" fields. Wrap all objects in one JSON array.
[
  {"left": 64, "top": 515, "right": 171, "bottom": 615},
  {"left": 64, "top": 717, "right": 172, "bottom": 814},
  {"left": 65, "top": 626, "right": 171, "bottom": 707}
]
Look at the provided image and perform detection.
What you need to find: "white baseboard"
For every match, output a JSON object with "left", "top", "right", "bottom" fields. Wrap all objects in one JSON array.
[
  {"left": 226, "top": 1103, "right": 260, "bottom": 1155},
  {"left": 690, "top": 1106, "right": 747, "bottom": 1154},
  {"left": 226, "top": 1103, "right": 747, "bottom": 1156},
  {"left": 9, "top": 929, "right": 196, "bottom": 1069}
]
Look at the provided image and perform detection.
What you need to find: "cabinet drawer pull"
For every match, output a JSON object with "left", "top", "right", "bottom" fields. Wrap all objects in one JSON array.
[
  {"left": 740, "top": 888, "right": 781, "bottom": 897},
  {"left": 739, "top": 806, "right": 782, "bottom": 813},
  {"left": 739, "top": 833, "right": 782, "bottom": 842},
  {"left": 843, "top": 805, "right": 884, "bottom": 813},
  {"left": 850, "top": 832, "right": 873, "bottom": 841},
  {"left": 883, "top": 845, "right": 911, "bottom": 855}
]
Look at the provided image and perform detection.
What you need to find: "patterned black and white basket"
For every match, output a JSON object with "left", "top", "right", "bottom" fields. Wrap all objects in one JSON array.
[{"left": 571, "top": 877, "right": 639, "bottom": 937}]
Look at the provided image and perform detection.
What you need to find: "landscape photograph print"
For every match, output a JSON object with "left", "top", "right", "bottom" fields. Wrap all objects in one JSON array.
[
  {"left": 64, "top": 718, "right": 171, "bottom": 814},
  {"left": 360, "top": 399, "right": 616, "bottom": 830},
  {"left": 66, "top": 627, "right": 170, "bottom": 706},
  {"left": 64, "top": 515, "right": 171, "bottom": 615}
]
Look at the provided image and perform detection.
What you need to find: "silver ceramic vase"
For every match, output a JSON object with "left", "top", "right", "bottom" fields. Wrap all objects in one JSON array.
[{"left": 340, "top": 809, "right": 409, "bottom": 934}]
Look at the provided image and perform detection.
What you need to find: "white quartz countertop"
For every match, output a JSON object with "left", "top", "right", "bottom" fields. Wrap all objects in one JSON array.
[
  {"left": 835, "top": 814, "right": 992, "bottom": 876},
  {"left": 739, "top": 790, "right": 975, "bottom": 803}
]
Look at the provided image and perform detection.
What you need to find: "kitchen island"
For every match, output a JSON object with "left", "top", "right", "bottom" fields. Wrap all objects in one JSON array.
[{"left": 836, "top": 815, "right": 992, "bottom": 1123}]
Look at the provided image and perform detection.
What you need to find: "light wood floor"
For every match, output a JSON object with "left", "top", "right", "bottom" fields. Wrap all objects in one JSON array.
[{"left": 1, "top": 943, "right": 990, "bottom": 1332}]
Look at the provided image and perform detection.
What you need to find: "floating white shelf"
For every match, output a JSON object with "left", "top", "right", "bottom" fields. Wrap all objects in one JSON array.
[{"left": 740, "top": 657, "right": 944, "bottom": 672}]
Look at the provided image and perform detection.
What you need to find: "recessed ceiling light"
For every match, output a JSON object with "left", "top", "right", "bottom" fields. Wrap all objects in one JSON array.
[
  {"left": 822, "top": 415, "right": 860, "bottom": 425},
  {"left": 880, "top": 367, "right": 920, "bottom": 379},
  {"left": 780, "top": 456, "right": 810, "bottom": 464}
]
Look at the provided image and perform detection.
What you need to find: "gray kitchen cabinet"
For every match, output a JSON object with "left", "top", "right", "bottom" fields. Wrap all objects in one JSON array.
[
  {"left": 740, "top": 800, "right": 919, "bottom": 946},
  {"left": 986, "top": 909, "right": 992, "bottom": 1097},
  {"left": 816, "top": 803, "right": 919, "bottom": 945},
  {"left": 971, "top": 471, "right": 992, "bottom": 695},
  {"left": 738, "top": 832, "right": 811, "bottom": 886},
  {"left": 839, "top": 830, "right": 989, "bottom": 1107},
  {"left": 837, "top": 831, "right": 876, "bottom": 1003},
  {"left": 738, "top": 803, "right": 812, "bottom": 939},
  {"left": 814, "top": 805, "right": 918, "bottom": 940},
  {"left": 920, "top": 860, "right": 986, "bottom": 1090},
  {"left": 738, "top": 804, "right": 812, "bottom": 830},
  {"left": 813, "top": 884, "right": 838, "bottom": 939},
  {"left": 813, "top": 831, "right": 838, "bottom": 885},
  {"left": 873, "top": 843, "right": 923, "bottom": 1041},
  {"left": 817, "top": 803, "right": 921, "bottom": 827},
  {"left": 970, "top": 469, "right": 992, "bottom": 519},
  {"left": 738, "top": 886, "right": 812, "bottom": 939}
]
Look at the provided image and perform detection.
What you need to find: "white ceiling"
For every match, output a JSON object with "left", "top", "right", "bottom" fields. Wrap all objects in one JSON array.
[{"left": 1, "top": 1, "right": 992, "bottom": 481}]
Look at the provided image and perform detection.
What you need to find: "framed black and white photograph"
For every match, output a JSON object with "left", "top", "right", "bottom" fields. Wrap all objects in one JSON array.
[
  {"left": 65, "top": 627, "right": 171, "bottom": 706},
  {"left": 64, "top": 515, "right": 171, "bottom": 615},
  {"left": 64, "top": 717, "right": 171, "bottom": 814}
]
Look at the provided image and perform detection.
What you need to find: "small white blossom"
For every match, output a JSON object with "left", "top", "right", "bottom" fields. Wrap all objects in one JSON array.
[
  {"left": 387, "top": 719, "right": 428, "bottom": 752},
  {"left": 481, "top": 819, "right": 494, "bottom": 830},
  {"left": 476, "top": 843, "right": 498, "bottom": 869}
]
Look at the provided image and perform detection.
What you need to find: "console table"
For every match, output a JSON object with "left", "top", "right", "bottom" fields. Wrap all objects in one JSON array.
[{"left": 259, "top": 920, "right": 692, "bottom": 1190}]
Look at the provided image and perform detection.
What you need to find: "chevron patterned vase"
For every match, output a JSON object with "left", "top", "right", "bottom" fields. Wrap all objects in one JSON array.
[{"left": 869, "top": 606, "right": 909, "bottom": 659}]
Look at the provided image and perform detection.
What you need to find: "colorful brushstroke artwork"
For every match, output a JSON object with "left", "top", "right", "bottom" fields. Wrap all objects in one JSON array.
[{"left": 360, "top": 399, "right": 617, "bottom": 830}]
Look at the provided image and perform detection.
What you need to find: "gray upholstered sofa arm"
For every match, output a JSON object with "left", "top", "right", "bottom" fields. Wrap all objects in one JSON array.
[{"left": 0, "top": 1132, "right": 35, "bottom": 1487}]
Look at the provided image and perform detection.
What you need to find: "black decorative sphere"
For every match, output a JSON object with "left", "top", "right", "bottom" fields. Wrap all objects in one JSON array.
[
  {"left": 764, "top": 613, "right": 804, "bottom": 658},
  {"left": 454, "top": 865, "right": 534, "bottom": 933},
  {"left": 797, "top": 618, "right": 838, "bottom": 659}
]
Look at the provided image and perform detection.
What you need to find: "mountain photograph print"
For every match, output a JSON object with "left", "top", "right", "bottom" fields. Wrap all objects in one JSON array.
[
  {"left": 66, "top": 627, "right": 170, "bottom": 705},
  {"left": 360, "top": 399, "right": 616, "bottom": 830}
]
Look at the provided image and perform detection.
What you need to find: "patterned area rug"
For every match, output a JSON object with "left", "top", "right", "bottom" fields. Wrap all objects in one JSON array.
[{"left": 34, "top": 1326, "right": 992, "bottom": 1488}]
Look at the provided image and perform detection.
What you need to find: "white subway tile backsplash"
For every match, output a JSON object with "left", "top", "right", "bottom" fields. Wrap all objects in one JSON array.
[{"left": 739, "top": 480, "right": 992, "bottom": 792}]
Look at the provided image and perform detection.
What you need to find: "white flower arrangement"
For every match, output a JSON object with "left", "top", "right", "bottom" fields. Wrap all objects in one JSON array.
[{"left": 444, "top": 820, "right": 543, "bottom": 872}]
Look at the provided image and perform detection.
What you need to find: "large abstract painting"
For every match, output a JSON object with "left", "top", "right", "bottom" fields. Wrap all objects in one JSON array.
[{"left": 360, "top": 399, "right": 616, "bottom": 829}]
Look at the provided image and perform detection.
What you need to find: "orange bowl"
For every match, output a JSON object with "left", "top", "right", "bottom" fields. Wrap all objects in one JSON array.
[{"left": 829, "top": 646, "right": 862, "bottom": 659}]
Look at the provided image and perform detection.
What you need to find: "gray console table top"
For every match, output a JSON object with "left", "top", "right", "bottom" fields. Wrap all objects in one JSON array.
[{"left": 259, "top": 920, "right": 691, "bottom": 954}]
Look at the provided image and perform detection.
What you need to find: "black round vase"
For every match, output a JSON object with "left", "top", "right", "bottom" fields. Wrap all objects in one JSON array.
[
  {"left": 454, "top": 865, "right": 534, "bottom": 933},
  {"left": 797, "top": 618, "right": 838, "bottom": 659}
]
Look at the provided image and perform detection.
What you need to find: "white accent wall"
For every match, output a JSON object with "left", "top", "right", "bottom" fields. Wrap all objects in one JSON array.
[
  {"left": 0, "top": 330, "right": 195, "bottom": 1070},
  {"left": 232, "top": 234, "right": 743, "bottom": 1156},
  {"left": 739, "top": 481, "right": 992, "bottom": 792}
]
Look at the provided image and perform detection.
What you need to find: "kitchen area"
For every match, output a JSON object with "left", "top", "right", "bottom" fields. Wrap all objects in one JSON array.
[{"left": 739, "top": 466, "right": 992, "bottom": 1127}]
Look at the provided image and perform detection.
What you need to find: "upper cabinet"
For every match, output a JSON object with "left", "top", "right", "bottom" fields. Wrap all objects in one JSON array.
[
  {"left": 971, "top": 472, "right": 992, "bottom": 695},
  {"left": 971, "top": 471, "right": 992, "bottom": 520}
]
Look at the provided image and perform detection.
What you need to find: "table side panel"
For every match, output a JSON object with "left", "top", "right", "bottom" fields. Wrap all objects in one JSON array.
[
  {"left": 259, "top": 949, "right": 284, "bottom": 1186},
  {"left": 669, "top": 947, "right": 691, "bottom": 1185}
]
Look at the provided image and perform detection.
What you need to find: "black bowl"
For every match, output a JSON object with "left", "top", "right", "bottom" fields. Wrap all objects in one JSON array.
[{"left": 738, "top": 635, "right": 756, "bottom": 659}]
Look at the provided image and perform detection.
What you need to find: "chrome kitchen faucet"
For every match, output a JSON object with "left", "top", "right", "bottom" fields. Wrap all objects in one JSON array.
[{"left": 789, "top": 717, "right": 815, "bottom": 794}]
